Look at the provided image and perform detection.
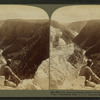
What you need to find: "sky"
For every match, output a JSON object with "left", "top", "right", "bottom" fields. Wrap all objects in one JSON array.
[
  {"left": 0, "top": 5, "right": 48, "bottom": 20},
  {"left": 51, "top": 5, "right": 100, "bottom": 23}
]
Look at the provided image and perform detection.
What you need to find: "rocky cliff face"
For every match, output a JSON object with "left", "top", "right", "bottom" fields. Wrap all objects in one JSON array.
[{"left": 50, "top": 25, "right": 86, "bottom": 89}]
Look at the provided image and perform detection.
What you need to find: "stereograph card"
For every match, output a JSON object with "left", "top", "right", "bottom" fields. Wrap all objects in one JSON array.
[{"left": 0, "top": 2, "right": 99, "bottom": 98}]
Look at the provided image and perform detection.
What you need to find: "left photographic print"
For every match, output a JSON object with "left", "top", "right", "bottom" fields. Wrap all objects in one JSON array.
[{"left": 0, "top": 5, "right": 49, "bottom": 90}]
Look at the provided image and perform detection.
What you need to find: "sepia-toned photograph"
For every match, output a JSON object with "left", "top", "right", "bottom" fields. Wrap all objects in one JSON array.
[
  {"left": 50, "top": 5, "right": 100, "bottom": 90},
  {"left": 0, "top": 5, "right": 49, "bottom": 90}
]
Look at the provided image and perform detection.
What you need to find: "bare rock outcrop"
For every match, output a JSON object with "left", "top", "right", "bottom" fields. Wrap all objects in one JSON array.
[
  {"left": 50, "top": 26, "right": 82, "bottom": 89},
  {"left": 34, "top": 59, "right": 49, "bottom": 90}
]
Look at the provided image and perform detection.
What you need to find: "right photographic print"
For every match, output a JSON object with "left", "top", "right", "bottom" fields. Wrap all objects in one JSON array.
[{"left": 50, "top": 5, "right": 100, "bottom": 90}]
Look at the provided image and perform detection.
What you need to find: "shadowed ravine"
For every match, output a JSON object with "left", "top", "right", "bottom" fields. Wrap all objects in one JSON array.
[{"left": 0, "top": 19, "right": 49, "bottom": 79}]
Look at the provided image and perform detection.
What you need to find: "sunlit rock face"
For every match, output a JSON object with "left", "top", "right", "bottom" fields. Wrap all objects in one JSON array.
[
  {"left": 34, "top": 59, "right": 49, "bottom": 90},
  {"left": 50, "top": 22, "right": 89, "bottom": 90},
  {"left": 50, "top": 25, "right": 81, "bottom": 89}
]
